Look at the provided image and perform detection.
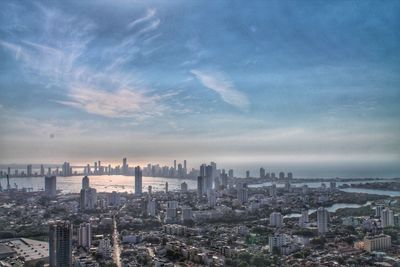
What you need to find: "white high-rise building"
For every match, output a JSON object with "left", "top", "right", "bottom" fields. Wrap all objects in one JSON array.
[
  {"left": 381, "top": 208, "right": 394, "bottom": 227},
  {"left": 269, "top": 234, "right": 287, "bottom": 252},
  {"left": 299, "top": 210, "right": 309, "bottom": 227},
  {"left": 134, "top": 166, "right": 142, "bottom": 196},
  {"left": 237, "top": 183, "right": 248, "bottom": 204},
  {"left": 78, "top": 222, "right": 91, "bottom": 248},
  {"left": 269, "top": 212, "right": 283, "bottom": 227},
  {"left": 317, "top": 207, "right": 329, "bottom": 234}
]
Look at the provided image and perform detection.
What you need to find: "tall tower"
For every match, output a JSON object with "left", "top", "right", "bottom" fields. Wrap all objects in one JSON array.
[
  {"left": 122, "top": 158, "right": 128, "bottom": 175},
  {"left": 134, "top": 166, "right": 142, "bottom": 196},
  {"left": 27, "top": 164, "right": 33, "bottom": 177},
  {"left": 82, "top": 176, "right": 89, "bottom": 189},
  {"left": 317, "top": 207, "right": 329, "bottom": 234},
  {"left": 45, "top": 176, "right": 57, "bottom": 197},
  {"left": 80, "top": 188, "right": 97, "bottom": 211},
  {"left": 197, "top": 176, "right": 204, "bottom": 197},
  {"left": 40, "top": 164, "right": 45, "bottom": 176},
  {"left": 260, "top": 167, "right": 265, "bottom": 178},
  {"left": 49, "top": 220, "right": 72, "bottom": 267}
]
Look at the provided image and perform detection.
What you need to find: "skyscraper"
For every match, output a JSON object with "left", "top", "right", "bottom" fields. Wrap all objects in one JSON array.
[
  {"left": 260, "top": 167, "right": 265, "bottom": 178},
  {"left": 317, "top": 207, "right": 329, "bottom": 234},
  {"left": 197, "top": 176, "right": 204, "bottom": 197},
  {"left": 122, "top": 158, "right": 128, "bottom": 175},
  {"left": 82, "top": 176, "right": 89, "bottom": 189},
  {"left": 183, "top": 160, "right": 187, "bottom": 174},
  {"left": 279, "top": 172, "right": 285, "bottom": 179},
  {"left": 62, "top": 162, "right": 71, "bottom": 177},
  {"left": 40, "top": 164, "right": 45, "bottom": 176},
  {"left": 80, "top": 187, "right": 97, "bottom": 211},
  {"left": 134, "top": 166, "right": 142, "bottom": 196},
  {"left": 78, "top": 222, "right": 91, "bottom": 248},
  {"left": 228, "top": 169, "right": 234, "bottom": 178},
  {"left": 45, "top": 176, "right": 57, "bottom": 197},
  {"left": 246, "top": 170, "right": 250, "bottom": 178},
  {"left": 27, "top": 164, "right": 32, "bottom": 176},
  {"left": 49, "top": 220, "right": 72, "bottom": 267},
  {"left": 237, "top": 183, "right": 249, "bottom": 204},
  {"left": 205, "top": 165, "right": 213, "bottom": 191}
]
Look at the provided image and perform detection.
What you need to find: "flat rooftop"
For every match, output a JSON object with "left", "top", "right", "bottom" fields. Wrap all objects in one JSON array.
[{"left": 0, "top": 238, "right": 48, "bottom": 262}]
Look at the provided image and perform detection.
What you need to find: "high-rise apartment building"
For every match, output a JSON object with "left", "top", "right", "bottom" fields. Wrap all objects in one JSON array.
[
  {"left": 80, "top": 187, "right": 97, "bottom": 211},
  {"left": 317, "top": 207, "right": 329, "bottom": 234},
  {"left": 381, "top": 208, "right": 394, "bottom": 227},
  {"left": 78, "top": 222, "right": 91, "bottom": 248},
  {"left": 134, "top": 166, "right": 142, "bottom": 196},
  {"left": 269, "top": 212, "right": 283, "bottom": 227}
]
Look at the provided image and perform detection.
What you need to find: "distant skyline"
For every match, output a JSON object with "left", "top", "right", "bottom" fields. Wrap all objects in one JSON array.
[{"left": 0, "top": 1, "right": 399, "bottom": 178}]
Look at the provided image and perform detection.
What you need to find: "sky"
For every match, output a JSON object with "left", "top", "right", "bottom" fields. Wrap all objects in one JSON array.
[{"left": 0, "top": 0, "right": 399, "bottom": 177}]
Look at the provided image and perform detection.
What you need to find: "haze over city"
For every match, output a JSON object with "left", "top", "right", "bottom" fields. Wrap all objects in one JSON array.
[{"left": 0, "top": 0, "right": 399, "bottom": 178}]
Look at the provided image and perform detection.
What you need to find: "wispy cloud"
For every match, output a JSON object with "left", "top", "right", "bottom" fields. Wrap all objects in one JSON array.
[
  {"left": 191, "top": 69, "right": 250, "bottom": 110},
  {"left": 128, "top": 8, "right": 156, "bottom": 29},
  {"left": 0, "top": 4, "right": 171, "bottom": 120},
  {"left": 56, "top": 86, "right": 167, "bottom": 119}
]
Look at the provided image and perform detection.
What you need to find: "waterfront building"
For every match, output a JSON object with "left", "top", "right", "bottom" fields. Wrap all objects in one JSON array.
[
  {"left": 134, "top": 166, "right": 142, "bottom": 196},
  {"left": 45, "top": 175, "right": 57, "bottom": 197}
]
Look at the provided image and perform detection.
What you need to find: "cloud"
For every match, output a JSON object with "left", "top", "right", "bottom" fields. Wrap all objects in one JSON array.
[
  {"left": 128, "top": 9, "right": 156, "bottom": 29},
  {"left": 191, "top": 69, "right": 250, "bottom": 110},
  {"left": 0, "top": 40, "right": 24, "bottom": 60},
  {"left": 56, "top": 86, "right": 167, "bottom": 119},
  {"left": 0, "top": 4, "right": 172, "bottom": 120}
]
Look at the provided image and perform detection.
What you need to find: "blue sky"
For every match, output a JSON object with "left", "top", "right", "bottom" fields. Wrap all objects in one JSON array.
[{"left": 0, "top": 0, "right": 399, "bottom": 177}]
